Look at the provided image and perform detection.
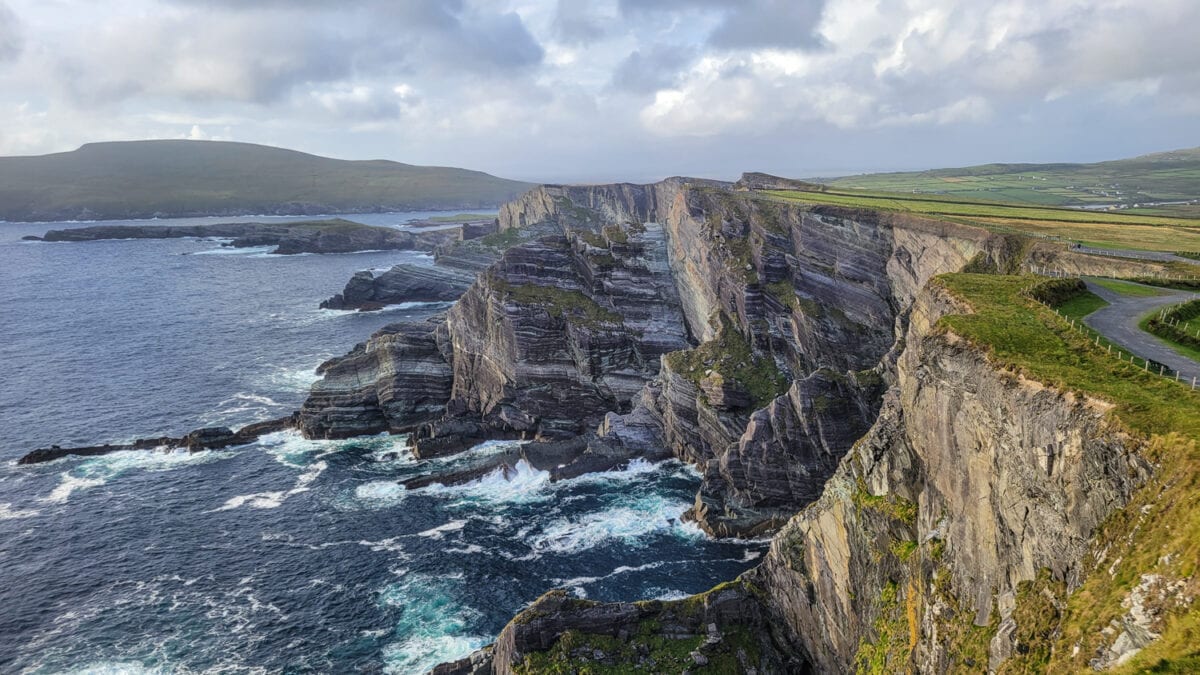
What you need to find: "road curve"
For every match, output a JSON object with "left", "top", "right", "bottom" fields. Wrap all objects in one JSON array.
[{"left": 1082, "top": 278, "right": 1200, "bottom": 384}]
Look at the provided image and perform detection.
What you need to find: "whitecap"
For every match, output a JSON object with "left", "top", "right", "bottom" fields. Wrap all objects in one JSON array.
[
  {"left": 41, "top": 447, "right": 233, "bottom": 504},
  {"left": 192, "top": 245, "right": 277, "bottom": 256},
  {"left": 442, "top": 544, "right": 484, "bottom": 555},
  {"left": 421, "top": 459, "right": 551, "bottom": 505},
  {"left": 0, "top": 502, "right": 41, "bottom": 520},
  {"left": 53, "top": 662, "right": 165, "bottom": 675},
  {"left": 649, "top": 589, "right": 693, "bottom": 601},
  {"left": 376, "top": 575, "right": 487, "bottom": 675},
  {"left": 529, "top": 494, "right": 692, "bottom": 554},
  {"left": 352, "top": 480, "right": 408, "bottom": 507},
  {"left": 215, "top": 459, "right": 326, "bottom": 511},
  {"left": 417, "top": 519, "right": 468, "bottom": 539}
]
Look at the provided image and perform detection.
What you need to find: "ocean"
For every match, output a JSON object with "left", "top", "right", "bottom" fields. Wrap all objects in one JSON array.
[{"left": 0, "top": 213, "right": 764, "bottom": 673}]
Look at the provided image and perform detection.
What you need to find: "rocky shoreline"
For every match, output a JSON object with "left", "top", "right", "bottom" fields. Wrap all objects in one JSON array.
[
  {"left": 22, "top": 218, "right": 462, "bottom": 255},
  {"left": 17, "top": 416, "right": 295, "bottom": 465}
]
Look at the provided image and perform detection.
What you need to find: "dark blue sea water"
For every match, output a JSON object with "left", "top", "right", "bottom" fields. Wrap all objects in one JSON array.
[{"left": 0, "top": 214, "right": 764, "bottom": 674}]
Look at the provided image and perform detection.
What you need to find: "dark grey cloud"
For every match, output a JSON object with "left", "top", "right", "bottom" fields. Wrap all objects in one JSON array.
[
  {"left": 0, "top": 1, "right": 23, "bottom": 62},
  {"left": 708, "top": 0, "right": 825, "bottom": 50},
  {"left": 49, "top": 1, "right": 541, "bottom": 108},
  {"left": 610, "top": 45, "right": 696, "bottom": 93},
  {"left": 619, "top": 0, "right": 825, "bottom": 50},
  {"left": 553, "top": 0, "right": 605, "bottom": 45}
]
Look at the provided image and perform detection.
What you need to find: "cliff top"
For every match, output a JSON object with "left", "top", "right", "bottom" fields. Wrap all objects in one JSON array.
[{"left": 935, "top": 272, "right": 1200, "bottom": 672}]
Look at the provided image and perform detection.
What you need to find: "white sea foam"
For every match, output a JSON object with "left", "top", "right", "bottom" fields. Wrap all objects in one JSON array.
[
  {"left": 267, "top": 364, "right": 323, "bottom": 392},
  {"left": 650, "top": 589, "right": 693, "bottom": 601},
  {"left": 353, "top": 480, "right": 408, "bottom": 507},
  {"left": 42, "top": 447, "right": 233, "bottom": 504},
  {"left": 422, "top": 459, "right": 551, "bottom": 505},
  {"left": 442, "top": 544, "right": 485, "bottom": 555},
  {"left": 529, "top": 494, "right": 692, "bottom": 554},
  {"left": 417, "top": 519, "right": 468, "bottom": 539},
  {"left": 215, "top": 459, "right": 327, "bottom": 511},
  {"left": 54, "top": 662, "right": 165, "bottom": 675},
  {"left": 377, "top": 575, "right": 488, "bottom": 675},
  {"left": 192, "top": 245, "right": 277, "bottom": 256},
  {"left": 0, "top": 502, "right": 41, "bottom": 520}
]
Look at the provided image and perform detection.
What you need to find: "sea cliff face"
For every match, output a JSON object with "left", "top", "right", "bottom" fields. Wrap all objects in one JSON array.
[
  {"left": 298, "top": 177, "right": 1192, "bottom": 673},
  {"left": 749, "top": 282, "right": 1149, "bottom": 673}
]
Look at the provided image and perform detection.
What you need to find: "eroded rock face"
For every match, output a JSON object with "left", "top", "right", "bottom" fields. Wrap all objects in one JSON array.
[
  {"left": 748, "top": 284, "right": 1149, "bottom": 673},
  {"left": 298, "top": 319, "right": 453, "bottom": 439},
  {"left": 437, "top": 585, "right": 805, "bottom": 675},
  {"left": 301, "top": 180, "right": 1020, "bottom": 511},
  {"left": 319, "top": 263, "right": 475, "bottom": 311}
]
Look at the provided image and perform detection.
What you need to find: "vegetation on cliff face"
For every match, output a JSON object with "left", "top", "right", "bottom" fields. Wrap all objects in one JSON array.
[
  {"left": 664, "top": 314, "right": 789, "bottom": 408},
  {"left": 491, "top": 278, "right": 623, "bottom": 329},
  {"left": 936, "top": 274, "right": 1200, "bottom": 672}
]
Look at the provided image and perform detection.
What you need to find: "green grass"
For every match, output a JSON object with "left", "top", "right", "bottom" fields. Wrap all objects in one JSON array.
[
  {"left": 825, "top": 147, "right": 1200, "bottom": 211},
  {"left": 1140, "top": 300, "right": 1200, "bottom": 364},
  {"left": 492, "top": 278, "right": 622, "bottom": 329},
  {"left": 1091, "top": 278, "right": 1170, "bottom": 297},
  {"left": 1056, "top": 290, "right": 1109, "bottom": 321},
  {"left": 0, "top": 140, "right": 532, "bottom": 221},
  {"left": 663, "top": 314, "right": 788, "bottom": 408},
  {"left": 478, "top": 227, "right": 524, "bottom": 250},
  {"left": 934, "top": 274, "right": 1200, "bottom": 672},
  {"left": 761, "top": 188, "right": 1200, "bottom": 253}
]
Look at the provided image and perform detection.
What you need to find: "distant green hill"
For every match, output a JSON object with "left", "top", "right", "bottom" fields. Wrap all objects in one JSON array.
[
  {"left": 0, "top": 140, "right": 534, "bottom": 222},
  {"left": 827, "top": 147, "right": 1200, "bottom": 215}
]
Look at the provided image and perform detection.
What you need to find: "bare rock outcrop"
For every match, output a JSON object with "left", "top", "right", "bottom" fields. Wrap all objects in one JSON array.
[{"left": 319, "top": 263, "right": 475, "bottom": 311}]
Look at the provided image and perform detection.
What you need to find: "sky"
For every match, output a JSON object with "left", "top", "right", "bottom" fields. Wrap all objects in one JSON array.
[{"left": 0, "top": 0, "right": 1197, "bottom": 183}]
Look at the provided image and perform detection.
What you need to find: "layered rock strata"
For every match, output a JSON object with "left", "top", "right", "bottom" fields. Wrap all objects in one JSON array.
[{"left": 319, "top": 263, "right": 476, "bottom": 311}]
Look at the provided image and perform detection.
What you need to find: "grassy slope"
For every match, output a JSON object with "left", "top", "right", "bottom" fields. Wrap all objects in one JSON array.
[
  {"left": 763, "top": 188, "right": 1200, "bottom": 253},
  {"left": 826, "top": 147, "right": 1200, "bottom": 210},
  {"left": 936, "top": 274, "right": 1200, "bottom": 673},
  {"left": 1140, "top": 301, "right": 1200, "bottom": 364},
  {"left": 0, "top": 140, "right": 533, "bottom": 220},
  {"left": 1091, "top": 278, "right": 1169, "bottom": 297},
  {"left": 1057, "top": 290, "right": 1109, "bottom": 321}
]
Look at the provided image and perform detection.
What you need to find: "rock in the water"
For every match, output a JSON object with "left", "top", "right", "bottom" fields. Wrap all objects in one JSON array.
[
  {"left": 33, "top": 219, "right": 462, "bottom": 255},
  {"left": 320, "top": 263, "right": 476, "bottom": 311}
]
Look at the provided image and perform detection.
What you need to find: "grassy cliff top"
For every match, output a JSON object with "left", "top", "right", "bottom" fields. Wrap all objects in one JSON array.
[
  {"left": 824, "top": 147, "right": 1200, "bottom": 210},
  {"left": 0, "top": 140, "right": 533, "bottom": 221},
  {"left": 762, "top": 188, "right": 1200, "bottom": 253},
  {"left": 936, "top": 273, "right": 1200, "bottom": 673}
]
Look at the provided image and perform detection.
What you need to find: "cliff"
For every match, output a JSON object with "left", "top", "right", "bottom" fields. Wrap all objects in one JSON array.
[{"left": 295, "top": 177, "right": 1197, "bottom": 672}]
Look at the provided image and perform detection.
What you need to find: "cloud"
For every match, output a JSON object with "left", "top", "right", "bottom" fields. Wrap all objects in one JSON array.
[
  {"left": 619, "top": 0, "right": 826, "bottom": 50},
  {"left": 553, "top": 0, "right": 606, "bottom": 44},
  {"left": 707, "top": 0, "right": 826, "bottom": 50},
  {"left": 0, "top": 0, "right": 1198, "bottom": 180},
  {"left": 0, "top": 1, "right": 23, "bottom": 62},
  {"left": 610, "top": 45, "right": 696, "bottom": 93}
]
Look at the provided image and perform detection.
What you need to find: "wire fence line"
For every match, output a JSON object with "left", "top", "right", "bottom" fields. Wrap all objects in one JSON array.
[{"left": 1025, "top": 279, "right": 1200, "bottom": 391}]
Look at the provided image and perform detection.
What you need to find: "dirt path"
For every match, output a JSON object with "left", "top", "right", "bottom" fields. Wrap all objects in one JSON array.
[{"left": 1083, "top": 278, "right": 1200, "bottom": 383}]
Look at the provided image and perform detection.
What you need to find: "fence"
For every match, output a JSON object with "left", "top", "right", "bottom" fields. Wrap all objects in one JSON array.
[{"left": 1026, "top": 280, "right": 1199, "bottom": 390}]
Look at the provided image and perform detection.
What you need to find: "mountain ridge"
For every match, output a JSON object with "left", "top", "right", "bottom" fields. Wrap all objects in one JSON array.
[{"left": 0, "top": 139, "right": 533, "bottom": 222}]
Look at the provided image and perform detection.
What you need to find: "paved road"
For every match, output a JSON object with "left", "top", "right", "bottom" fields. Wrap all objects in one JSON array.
[
  {"left": 1083, "top": 278, "right": 1200, "bottom": 383},
  {"left": 1071, "top": 244, "right": 1200, "bottom": 266}
]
